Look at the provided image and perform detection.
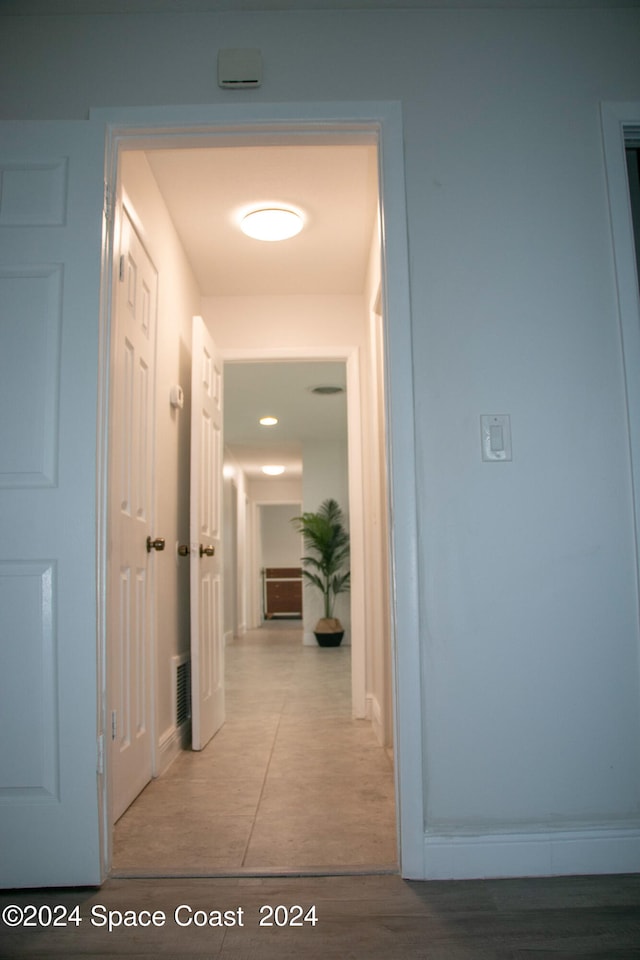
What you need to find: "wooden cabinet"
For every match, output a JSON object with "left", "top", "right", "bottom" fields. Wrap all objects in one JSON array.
[{"left": 263, "top": 567, "right": 303, "bottom": 618}]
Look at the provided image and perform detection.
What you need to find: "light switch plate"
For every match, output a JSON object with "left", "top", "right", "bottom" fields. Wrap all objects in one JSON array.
[{"left": 481, "top": 414, "right": 512, "bottom": 461}]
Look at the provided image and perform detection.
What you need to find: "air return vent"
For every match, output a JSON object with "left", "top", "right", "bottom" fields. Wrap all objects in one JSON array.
[
  {"left": 174, "top": 656, "right": 191, "bottom": 728},
  {"left": 309, "top": 385, "right": 345, "bottom": 396}
]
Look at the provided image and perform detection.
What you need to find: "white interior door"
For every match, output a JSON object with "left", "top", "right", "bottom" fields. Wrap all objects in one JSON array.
[
  {"left": 190, "top": 315, "right": 224, "bottom": 750},
  {"left": 109, "top": 206, "right": 158, "bottom": 821},
  {"left": 0, "top": 120, "right": 105, "bottom": 887}
]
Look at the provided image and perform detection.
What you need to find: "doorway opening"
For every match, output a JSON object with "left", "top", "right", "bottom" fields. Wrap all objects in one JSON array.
[
  {"left": 257, "top": 502, "right": 304, "bottom": 624},
  {"left": 102, "top": 113, "right": 416, "bottom": 879}
]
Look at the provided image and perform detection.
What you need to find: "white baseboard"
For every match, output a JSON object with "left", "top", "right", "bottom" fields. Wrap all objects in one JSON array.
[
  {"left": 366, "top": 694, "right": 385, "bottom": 746},
  {"left": 156, "top": 721, "right": 191, "bottom": 776},
  {"left": 422, "top": 825, "right": 640, "bottom": 880}
]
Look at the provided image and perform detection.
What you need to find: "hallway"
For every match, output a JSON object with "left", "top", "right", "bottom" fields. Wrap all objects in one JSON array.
[{"left": 112, "top": 626, "right": 397, "bottom": 875}]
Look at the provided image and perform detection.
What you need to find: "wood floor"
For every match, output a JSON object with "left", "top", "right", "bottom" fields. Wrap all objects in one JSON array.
[{"left": 1, "top": 873, "right": 639, "bottom": 958}]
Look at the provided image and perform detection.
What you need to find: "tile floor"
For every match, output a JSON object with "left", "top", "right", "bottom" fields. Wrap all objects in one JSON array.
[{"left": 113, "top": 624, "right": 398, "bottom": 875}]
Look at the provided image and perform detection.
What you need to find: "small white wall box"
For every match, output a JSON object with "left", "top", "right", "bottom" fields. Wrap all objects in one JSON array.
[{"left": 218, "top": 49, "right": 262, "bottom": 89}]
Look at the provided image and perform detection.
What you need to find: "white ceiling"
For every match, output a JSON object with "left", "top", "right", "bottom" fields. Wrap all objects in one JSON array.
[
  {"left": 224, "top": 361, "right": 347, "bottom": 479},
  {"left": 144, "top": 143, "right": 378, "bottom": 296},
  {"left": 141, "top": 142, "right": 371, "bottom": 478}
]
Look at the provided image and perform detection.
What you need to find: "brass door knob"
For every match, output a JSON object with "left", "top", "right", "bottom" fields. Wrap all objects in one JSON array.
[
  {"left": 177, "top": 544, "right": 190, "bottom": 557},
  {"left": 199, "top": 544, "right": 215, "bottom": 557},
  {"left": 146, "top": 536, "right": 166, "bottom": 553}
]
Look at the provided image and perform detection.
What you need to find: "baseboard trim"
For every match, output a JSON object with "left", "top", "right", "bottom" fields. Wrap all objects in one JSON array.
[
  {"left": 367, "top": 694, "right": 385, "bottom": 746},
  {"left": 422, "top": 826, "right": 640, "bottom": 880},
  {"left": 156, "top": 721, "right": 191, "bottom": 776}
]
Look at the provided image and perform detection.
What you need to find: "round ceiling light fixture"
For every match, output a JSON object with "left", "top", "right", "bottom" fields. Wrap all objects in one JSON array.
[
  {"left": 259, "top": 416, "right": 278, "bottom": 426},
  {"left": 240, "top": 207, "right": 304, "bottom": 242},
  {"left": 261, "top": 465, "right": 285, "bottom": 476}
]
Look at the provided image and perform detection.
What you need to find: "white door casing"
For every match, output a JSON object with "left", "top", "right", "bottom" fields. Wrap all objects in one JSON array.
[
  {"left": 109, "top": 206, "right": 158, "bottom": 821},
  {"left": 190, "top": 315, "right": 225, "bottom": 750},
  {"left": 0, "top": 120, "right": 105, "bottom": 887},
  {"left": 95, "top": 103, "right": 423, "bottom": 878},
  {"left": 602, "top": 103, "right": 640, "bottom": 610}
]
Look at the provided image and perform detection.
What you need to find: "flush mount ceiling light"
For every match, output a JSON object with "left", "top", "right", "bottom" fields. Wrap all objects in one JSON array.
[
  {"left": 259, "top": 416, "right": 278, "bottom": 426},
  {"left": 262, "top": 465, "right": 285, "bottom": 476},
  {"left": 240, "top": 207, "right": 303, "bottom": 242}
]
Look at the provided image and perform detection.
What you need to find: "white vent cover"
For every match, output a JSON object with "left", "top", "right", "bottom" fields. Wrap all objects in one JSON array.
[{"left": 218, "top": 48, "right": 262, "bottom": 89}]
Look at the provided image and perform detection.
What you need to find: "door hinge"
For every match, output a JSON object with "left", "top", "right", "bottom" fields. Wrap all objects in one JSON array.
[
  {"left": 111, "top": 710, "right": 117, "bottom": 741},
  {"left": 97, "top": 733, "right": 104, "bottom": 775},
  {"left": 119, "top": 254, "right": 125, "bottom": 282},
  {"left": 104, "top": 181, "right": 114, "bottom": 225}
]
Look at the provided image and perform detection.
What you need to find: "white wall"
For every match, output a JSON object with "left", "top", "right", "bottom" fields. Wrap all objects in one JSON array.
[
  {"left": 119, "top": 151, "right": 201, "bottom": 767},
  {"left": 203, "top": 294, "right": 367, "bottom": 351},
  {"left": 248, "top": 478, "right": 304, "bottom": 503},
  {"left": 261, "top": 504, "right": 303, "bottom": 569},
  {"left": 2, "top": 5, "right": 640, "bottom": 878},
  {"left": 222, "top": 450, "right": 250, "bottom": 637}
]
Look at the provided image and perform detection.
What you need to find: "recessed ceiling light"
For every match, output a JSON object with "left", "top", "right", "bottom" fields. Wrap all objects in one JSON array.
[
  {"left": 240, "top": 208, "right": 303, "bottom": 242},
  {"left": 259, "top": 416, "right": 278, "bottom": 426},
  {"left": 262, "top": 465, "right": 285, "bottom": 476}
]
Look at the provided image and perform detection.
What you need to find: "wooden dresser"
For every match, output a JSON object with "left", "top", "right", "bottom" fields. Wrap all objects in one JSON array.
[{"left": 263, "top": 567, "right": 303, "bottom": 618}]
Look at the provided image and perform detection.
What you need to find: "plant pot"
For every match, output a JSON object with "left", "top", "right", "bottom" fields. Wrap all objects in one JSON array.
[
  {"left": 314, "top": 630, "right": 344, "bottom": 647},
  {"left": 314, "top": 618, "right": 344, "bottom": 647}
]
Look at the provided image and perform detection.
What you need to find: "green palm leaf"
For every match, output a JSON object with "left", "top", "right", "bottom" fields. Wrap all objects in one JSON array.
[{"left": 291, "top": 499, "right": 351, "bottom": 619}]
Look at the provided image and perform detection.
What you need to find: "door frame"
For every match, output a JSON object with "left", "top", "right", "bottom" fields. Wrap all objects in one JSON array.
[
  {"left": 223, "top": 345, "right": 367, "bottom": 717},
  {"left": 97, "top": 101, "right": 425, "bottom": 880},
  {"left": 601, "top": 102, "right": 640, "bottom": 632},
  {"left": 253, "top": 498, "right": 304, "bottom": 627}
]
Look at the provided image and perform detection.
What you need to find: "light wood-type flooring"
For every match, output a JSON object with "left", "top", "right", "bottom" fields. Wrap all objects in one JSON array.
[
  {"left": 2, "top": 873, "right": 639, "bottom": 957},
  {"left": 113, "top": 623, "right": 398, "bottom": 874}
]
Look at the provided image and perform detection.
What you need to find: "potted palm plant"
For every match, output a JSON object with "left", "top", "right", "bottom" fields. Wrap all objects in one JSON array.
[{"left": 291, "top": 498, "right": 350, "bottom": 646}]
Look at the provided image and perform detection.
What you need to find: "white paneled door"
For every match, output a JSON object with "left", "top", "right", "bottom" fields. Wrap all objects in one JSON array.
[
  {"left": 0, "top": 120, "right": 105, "bottom": 887},
  {"left": 109, "top": 208, "right": 158, "bottom": 821},
  {"left": 190, "top": 315, "right": 225, "bottom": 750}
]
